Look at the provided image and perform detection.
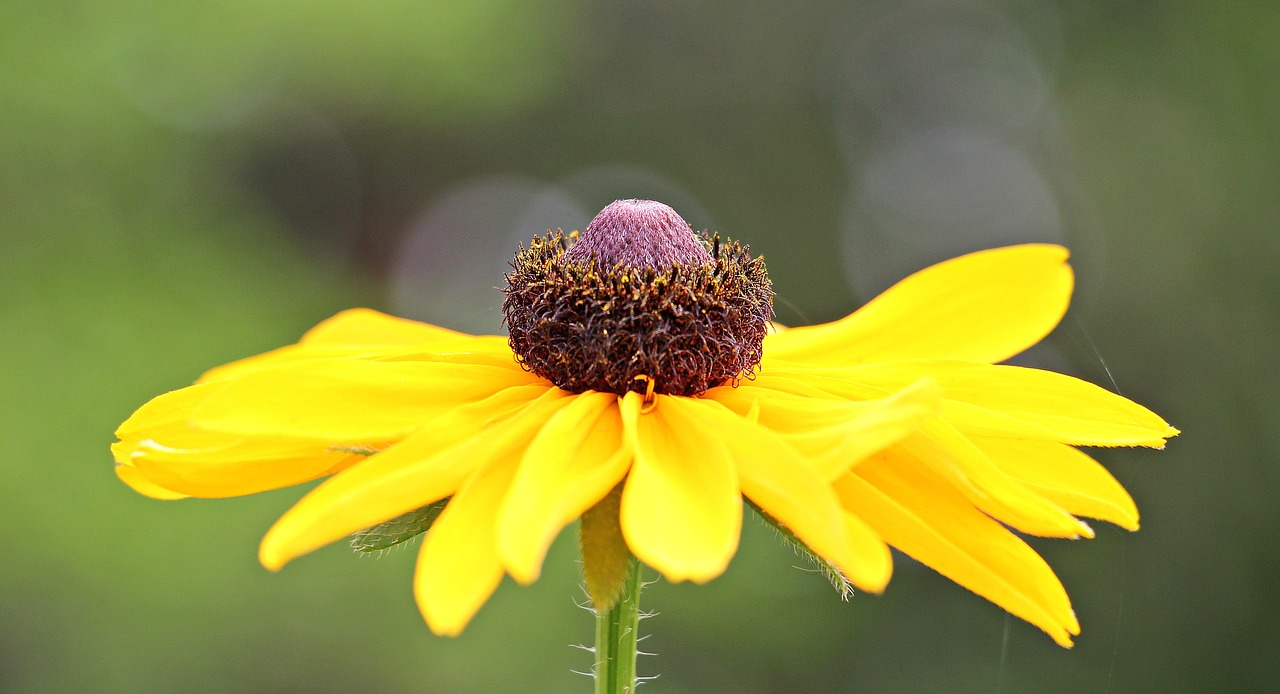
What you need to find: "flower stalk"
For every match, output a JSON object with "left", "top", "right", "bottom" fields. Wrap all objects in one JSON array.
[{"left": 594, "top": 558, "right": 641, "bottom": 694}]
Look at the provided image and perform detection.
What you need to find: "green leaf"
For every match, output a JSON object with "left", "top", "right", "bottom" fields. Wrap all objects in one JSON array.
[
  {"left": 349, "top": 498, "right": 449, "bottom": 553},
  {"left": 749, "top": 500, "right": 854, "bottom": 600}
]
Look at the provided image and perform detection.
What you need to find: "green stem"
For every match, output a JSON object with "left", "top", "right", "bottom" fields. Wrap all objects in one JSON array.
[{"left": 594, "top": 559, "right": 641, "bottom": 694}]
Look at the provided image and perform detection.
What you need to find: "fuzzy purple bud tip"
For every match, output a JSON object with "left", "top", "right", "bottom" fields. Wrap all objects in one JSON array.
[{"left": 564, "top": 199, "right": 713, "bottom": 271}]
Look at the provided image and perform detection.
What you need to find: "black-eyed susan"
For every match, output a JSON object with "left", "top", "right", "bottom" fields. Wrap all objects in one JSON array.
[{"left": 114, "top": 199, "right": 1175, "bottom": 656}]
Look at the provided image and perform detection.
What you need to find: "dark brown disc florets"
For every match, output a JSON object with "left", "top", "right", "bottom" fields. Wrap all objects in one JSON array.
[{"left": 501, "top": 199, "right": 773, "bottom": 397}]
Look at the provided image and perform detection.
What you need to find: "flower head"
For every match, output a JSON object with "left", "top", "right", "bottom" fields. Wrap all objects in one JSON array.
[
  {"left": 504, "top": 199, "right": 771, "bottom": 397},
  {"left": 114, "top": 200, "right": 1176, "bottom": 645}
]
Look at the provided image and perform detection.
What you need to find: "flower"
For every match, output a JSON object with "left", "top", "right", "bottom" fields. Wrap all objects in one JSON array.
[{"left": 114, "top": 199, "right": 1176, "bottom": 645}]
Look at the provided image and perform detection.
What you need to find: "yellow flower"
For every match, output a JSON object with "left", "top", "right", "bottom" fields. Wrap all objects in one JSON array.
[{"left": 113, "top": 200, "right": 1175, "bottom": 646}]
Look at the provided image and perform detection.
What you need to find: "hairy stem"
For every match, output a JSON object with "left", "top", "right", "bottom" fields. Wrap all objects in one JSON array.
[{"left": 594, "top": 558, "right": 641, "bottom": 694}]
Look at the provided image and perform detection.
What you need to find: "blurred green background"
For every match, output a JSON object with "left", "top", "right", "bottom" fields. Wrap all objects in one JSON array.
[{"left": 3, "top": 1, "right": 1273, "bottom": 692}]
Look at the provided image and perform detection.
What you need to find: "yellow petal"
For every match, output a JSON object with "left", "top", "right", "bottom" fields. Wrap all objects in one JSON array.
[
  {"left": 848, "top": 360, "right": 1179, "bottom": 447},
  {"left": 497, "top": 392, "right": 631, "bottom": 584},
  {"left": 194, "top": 358, "right": 543, "bottom": 442},
  {"left": 901, "top": 418, "right": 1093, "bottom": 538},
  {"left": 199, "top": 338, "right": 514, "bottom": 383},
  {"left": 620, "top": 393, "right": 742, "bottom": 583},
  {"left": 200, "top": 309, "right": 510, "bottom": 383},
  {"left": 370, "top": 338, "right": 518, "bottom": 366},
  {"left": 841, "top": 510, "right": 893, "bottom": 593},
  {"left": 679, "top": 396, "right": 888, "bottom": 593},
  {"left": 835, "top": 456, "right": 1079, "bottom": 647},
  {"left": 199, "top": 308, "right": 469, "bottom": 382},
  {"left": 974, "top": 437, "right": 1140, "bottom": 530},
  {"left": 751, "top": 367, "right": 911, "bottom": 401},
  {"left": 115, "top": 381, "right": 225, "bottom": 440},
  {"left": 115, "top": 462, "right": 188, "bottom": 500},
  {"left": 258, "top": 385, "right": 559, "bottom": 570},
  {"left": 734, "top": 373, "right": 1092, "bottom": 538},
  {"left": 117, "top": 405, "right": 361, "bottom": 498},
  {"left": 129, "top": 436, "right": 358, "bottom": 499},
  {"left": 709, "top": 378, "right": 940, "bottom": 482},
  {"left": 939, "top": 400, "right": 1102, "bottom": 444},
  {"left": 110, "top": 438, "right": 136, "bottom": 465},
  {"left": 115, "top": 382, "right": 338, "bottom": 498},
  {"left": 300, "top": 308, "right": 475, "bottom": 346},
  {"left": 415, "top": 437, "right": 525, "bottom": 636},
  {"left": 765, "top": 244, "right": 1073, "bottom": 365}
]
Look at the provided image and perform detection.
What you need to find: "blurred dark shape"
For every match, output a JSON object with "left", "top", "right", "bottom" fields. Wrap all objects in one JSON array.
[{"left": 231, "top": 110, "right": 366, "bottom": 265}]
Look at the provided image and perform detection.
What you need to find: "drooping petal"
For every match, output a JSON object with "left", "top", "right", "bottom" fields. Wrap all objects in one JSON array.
[
  {"left": 497, "top": 392, "right": 631, "bottom": 584},
  {"left": 679, "top": 396, "right": 888, "bottom": 592},
  {"left": 743, "top": 370, "right": 1092, "bottom": 538},
  {"left": 900, "top": 418, "right": 1093, "bottom": 539},
  {"left": 115, "top": 462, "right": 188, "bottom": 500},
  {"left": 115, "top": 381, "right": 226, "bottom": 440},
  {"left": 765, "top": 244, "right": 1073, "bottom": 365},
  {"left": 845, "top": 360, "right": 1179, "bottom": 447},
  {"left": 841, "top": 510, "right": 893, "bottom": 593},
  {"left": 415, "top": 438, "right": 526, "bottom": 636},
  {"left": 708, "top": 377, "right": 940, "bottom": 482},
  {"left": 258, "top": 385, "right": 560, "bottom": 570},
  {"left": 194, "top": 359, "right": 543, "bottom": 442},
  {"left": 619, "top": 392, "right": 742, "bottom": 583},
  {"left": 973, "top": 437, "right": 1140, "bottom": 530},
  {"left": 132, "top": 443, "right": 357, "bottom": 499},
  {"left": 835, "top": 455, "right": 1080, "bottom": 647},
  {"left": 114, "top": 381, "right": 345, "bottom": 498},
  {"left": 117, "top": 408, "right": 361, "bottom": 499}
]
